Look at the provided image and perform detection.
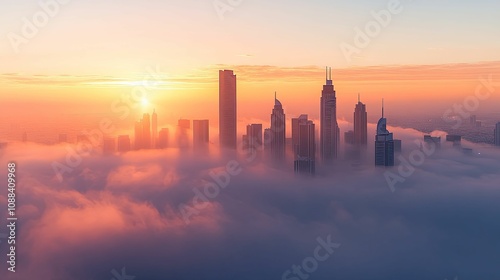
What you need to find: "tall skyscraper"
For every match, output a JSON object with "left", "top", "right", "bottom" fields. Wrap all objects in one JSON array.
[
  {"left": 142, "top": 113, "right": 151, "bottom": 149},
  {"left": 294, "top": 115, "right": 315, "bottom": 175},
  {"left": 117, "top": 135, "right": 131, "bottom": 152},
  {"left": 495, "top": 122, "right": 500, "bottom": 146},
  {"left": 292, "top": 114, "right": 308, "bottom": 156},
  {"left": 354, "top": 94, "right": 368, "bottom": 146},
  {"left": 193, "top": 120, "right": 210, "bottom": 150},
  {"left": 375, "top": 102, "right": 395, "bottom": 166},
  {"left": 270, "top": 92, "right": 286, "bottom": 161},
  {"left": 263, "top": 128, "right": 272, "bottom": 151},
  {"left": 152, "top": 109, "right": 158, "bottom": 149},
  {"left": 134, "top": 120, "right": 142, "bottom": 150},
  {"left": 219, "top": 70, "right": 237, "bottom": 149},
  {"left": 320, "top": 67, "right": 339, "bottom": 163}
]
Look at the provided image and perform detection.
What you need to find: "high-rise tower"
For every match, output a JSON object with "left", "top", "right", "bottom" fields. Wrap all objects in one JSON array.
[
  {"left": 320, "top": 67, "right": 340, "bottom": 163},
  {"left": 270, "top": 92, "right": 286, "bottom": 161},
  {"left": 294, "top": 115, "right": 316, "bottom": 175},
  {"left": 152, "top": 109, "right": 158, "bottom": 149},
  {"left": 354, "top": 94, "right": 368, "bottom": 146},
  {"left": 142, "top": 113, "right": 151, "bottom": 149},
  {"left": 494, "top": 122, "right": 500, "bottom": 146},
  {"left": 375, "top": 100, "right": 395, "bottom": 166},
  {"left": 219, "top": 70, "right": 237, "bottom": 149}
]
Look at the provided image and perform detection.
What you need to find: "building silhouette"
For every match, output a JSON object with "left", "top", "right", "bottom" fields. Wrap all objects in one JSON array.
[
  {"left": 344, "top": 130, "right": 355, "bottom": 145},
  {"left": 152, "top": 109, "right": 158, "bottom": 148},
  {"left": 244, "top": 124, "right": 263, "bottom": 153},
  {"left": 158, "top": 128, "right": 169, "bottom": 149},
  {"left": 495, "top": 122, "right": 500, "bottom": 146},
  {"left": 320, "top": 67, "right": 339, "bottom": 163},
  {"left": 354, "top": 94, "right": 368, "bottom": 146},
  {"left": 219, "top": 70, "right": 237, "bottom": 149},
  {"left": 193, "top": 120, "right": 209, "bottom": 150},
  {"left": 142, "top": 113, "right": 151, "bottom": 149},
  {"left": 263, "top": 128, "right": 272, "bottom": 151},
  {"left": 177, "top": 119, "right": 190, "bottom": 149},
  {"left": 103, "top": 137, "right": 116, "bottom": 155},
  {"left": 293, "top": 115, "right": 315, "bottom": 175},
  {"left": 270, "top": 92, "right": 286, "bottom": 161},
  {"left": 375, "top": 101, "right": 395, "bottom": 166},
  {"left": 134, "top": 120, "right": 142, "bottom": 150},
  {"left": 117, "top": 135, "right": 131, "bottom": 152}
]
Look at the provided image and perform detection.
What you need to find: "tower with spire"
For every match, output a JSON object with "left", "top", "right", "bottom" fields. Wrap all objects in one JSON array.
[
  {"left": 320, "top": 66, "right": 340, "bottom": 164},
  {"left": 270, "top": 92, "right": 286, "bottom": 161},
  {"left": 375, "top": 99, "right": 395, "bottom": 166}
]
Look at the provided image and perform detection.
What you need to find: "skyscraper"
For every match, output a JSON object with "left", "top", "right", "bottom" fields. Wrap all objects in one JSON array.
[
  {"left": 177, "top": 119, "right": 190, "bottom": 149},
  {"left": 152, "top": 109, "right": 158, "bottom": 149},
  {"left": 292, "top": 114, "right": 308, "bottom": 156},
  {"left": 495, "top": 122, "right": 500, "bottom": 146},
  {"left": 375, "top": 102, "right": 395, "bottom": 167},
  {"left": 245, "top": 124, "right": 263, "bottom": 152},
  {"left": 294, "top": 115, "right": 315, "bottom": 175},
  {"left": 193, "top": 120, "right": 209, "bottom": 150},
  {"left": 354, "top": 94, "right": 368, "bottom": 146},
  {"left": 320, "top": 67, "right": 339, "bottom": 163},
  {"left": 219, "top": 70, "right": 237, "bottom": 149},
  {"left": 134, "top": 120, "right": 142, "bottom": 150},
  {"left": 142, "top": 113, "right": 151, "bottom": 149},
  {"left": 270, "top": 92, "right": 286, "bottom": 161}
]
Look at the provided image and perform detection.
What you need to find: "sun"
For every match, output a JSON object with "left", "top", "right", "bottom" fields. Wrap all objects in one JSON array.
[{"left": 141, "top": 97, "right": 149, "bottom": 107}]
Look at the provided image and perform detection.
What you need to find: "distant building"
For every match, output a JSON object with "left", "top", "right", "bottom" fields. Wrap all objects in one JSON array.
[
  {"left": 270, "top": 93, "right": 286, "bottom": 161},
  {"left": 393, "top": 139, "right": 402, "bottom": 154},
  {"left": 193, "top": 120, "right": 209, "bottom": 150},
  {"left": 354, "top": 94, "right": 368, "bottom": 146},
  {"left": 495, "top": 122, "right": 500, "bottom": 146},
  {"left": 320, "top": 67, "right": 339, "bottom": 163},
  {"left": 344, "top": 130, "right": 355, "bottom": 145},
  {"left": 158, "top": 128, "right": 169, "bottom": 149},
  {"left": 244, "top": 124, "right": 263, "bottom": 152},
  {"left": 263, "top": 128, "right": 272, "bottom": 151},
  {"left": 134, "top": 121, "right": 142, "bottom": 150},
  {"left": 152, "top": 109, "right": 158, "bottom": 148},
  {"left": 142, "top": 113, "right": 151, "bottom": 149},
  {"left": 424, "top": 135, "right": 441, "bottom": 149},
  {"left": 219, "top": 70, "right": 237, "bottom": 149},
  {"left": 446, "top": 135, "right": 462, "bottom": 142},
  {"left": 470, "top": 115, "right": 476, "bottom": 125},
  {"left": 375, "top": 102, "right": 394, "bottom": 167},
  {"left": 294, "top": 115, "right": 315, "bottom": 175},
  {"left": 292, "top": 115, "right": 308, "bottom": 156},
  {"left": 177, "top": 119, "right": 190, "bottom": 149},
  {"left": 117, "top": 135, "right": 131, "bottom": 152},
  {"left": 103, "top": 137, "right": 116, "bottom": 155}
]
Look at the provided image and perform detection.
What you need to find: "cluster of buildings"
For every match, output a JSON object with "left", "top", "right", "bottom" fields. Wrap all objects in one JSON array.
[{"left": 219, "top": 68, "right": 397, "bottom": 175}]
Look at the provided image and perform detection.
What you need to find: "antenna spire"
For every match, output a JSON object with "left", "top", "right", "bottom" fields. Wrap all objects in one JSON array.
[
  {"left": 358, "top": 93, "right": 360, "bottom": 103},
  {"left": 325, "top": 66, "right": 328, "bottom": 81},
  {"left": 275, "top": 91, "right": 277, "bottom": 100},
  {"left": 382, "top": 98, "right": 385, "bottom": 118}
]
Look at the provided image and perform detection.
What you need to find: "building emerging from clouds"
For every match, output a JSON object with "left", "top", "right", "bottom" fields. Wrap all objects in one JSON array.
[
  {"left": 354, "top": 94, "right": 368, "bottom": 147},
  {"left": 375, "top": 103, "right": 395, "bottom": 166},
  {"left": 219, "top": 70, "right": 237, "bottom": 150},
  {"left": 270, "top": 93, "right": 286, "bottom": 161},
  {"left": 320, "top": 67, "right": 339, "bottom": 164},
  {"left": 293, "top": 115, "right": 316, "bottom": 175},
  {"left": 193, "top": 120, "right": 209, "bottom": 150}
]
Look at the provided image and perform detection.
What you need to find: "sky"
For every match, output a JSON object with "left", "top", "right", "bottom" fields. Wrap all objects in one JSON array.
[{"left": 1, "top": 1, "right": 500, "bottom": 134}]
